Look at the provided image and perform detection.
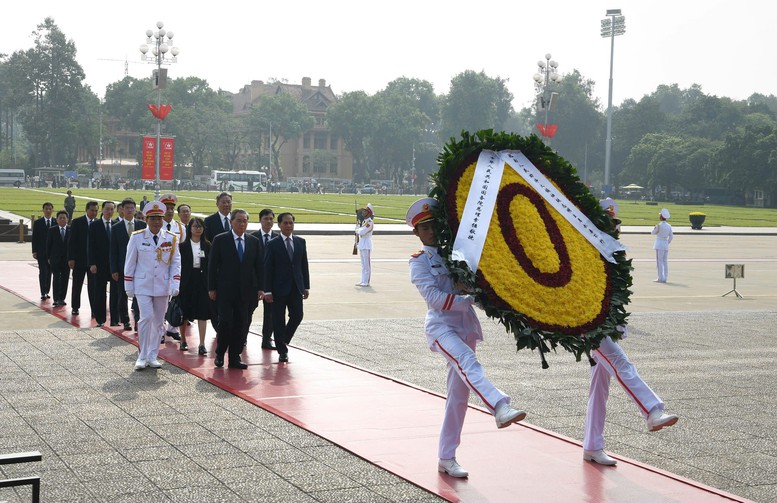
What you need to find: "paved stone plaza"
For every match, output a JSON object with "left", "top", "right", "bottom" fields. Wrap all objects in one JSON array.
[{"left": 1, "top": 229, "right": 776, "bottom": 502}]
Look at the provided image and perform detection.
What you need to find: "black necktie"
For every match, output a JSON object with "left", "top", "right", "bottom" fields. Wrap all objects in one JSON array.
[
  {"left": 264, "top": 233, "right": 269, "bottom": 245},
  {"left": 60, "top": 228, "right": 65, "bottom": 241},
  {"left": 105, "top": 221, "right": 111, "bottom": 238},
  {"left": 167, "top": 223, "right": 171, "bottom": 231},
  {"left": 224, "top": 217, "right": 230, "bottom": 231},
  {"left": 46, "top": 219, "right": 51, "bottom": 228},
  {"left": 153, "top": 234, "right": 158, "bottom": 245}
]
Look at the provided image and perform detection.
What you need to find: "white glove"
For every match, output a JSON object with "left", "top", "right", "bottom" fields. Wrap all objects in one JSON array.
[{"left": 171, "top": 289, "right": 179, "bottom": 297}]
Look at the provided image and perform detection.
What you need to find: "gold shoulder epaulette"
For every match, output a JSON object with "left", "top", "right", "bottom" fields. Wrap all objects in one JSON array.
[{"left": 132, "top": 229, "right": 144, "bottom": 235}]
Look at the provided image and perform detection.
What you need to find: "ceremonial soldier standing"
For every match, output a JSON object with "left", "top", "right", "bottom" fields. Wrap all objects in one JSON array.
[
  {"left": 355, "top": 203, "right": 374, "bottom": 287},
  {"left": 651, "top": 208, "right": 673, "bottom": 283},
  {"left": 124, "top": 201, "right": 181, "bottom": 371}
]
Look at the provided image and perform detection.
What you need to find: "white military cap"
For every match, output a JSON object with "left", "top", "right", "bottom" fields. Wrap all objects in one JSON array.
[
  {"left": 660, "top": 208, "right": 671, "bottom": 219},
  {"left": 143, "top": 200, "right": 166, "bottom": 217},
  {"left": 406, "top": 197, "right": 437, "bottom": 227}
]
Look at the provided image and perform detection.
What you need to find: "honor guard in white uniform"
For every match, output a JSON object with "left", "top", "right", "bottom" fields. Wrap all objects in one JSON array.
[
  {"left": 160, "top": 193, "right": 185, "bottom": 340},
  {"left": 651, "top": 208, "right": 673, "bottom": 283},
  {"left": 124, "top": 201, "right": 181, "bottom": 370},
  {"left": 406, "top": 197, "right": 526, "bottom": 479},
  {"left": 355, "top": 203, "right": 374, "bottom": 286},
  {"left": 582, "top": 201, "right": 679, "bottom": 466}
]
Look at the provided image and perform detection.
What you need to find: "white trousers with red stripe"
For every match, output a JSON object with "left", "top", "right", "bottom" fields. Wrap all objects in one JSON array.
[
  {"left": 583, "top": 336, "right": 664, "bottom": 451},
  {"left": 136, "top": 295, "right": 168, "bottom": 362},
  {"left": 434, "top": 331, "right": 509, "bottom": 459}
]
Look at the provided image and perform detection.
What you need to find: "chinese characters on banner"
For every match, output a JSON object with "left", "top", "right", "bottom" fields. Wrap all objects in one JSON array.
[{"left": 141, "top": 136, "right": 176, "bottom": 181}]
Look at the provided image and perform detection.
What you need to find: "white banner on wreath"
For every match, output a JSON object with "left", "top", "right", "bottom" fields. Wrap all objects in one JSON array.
[
  {"left": 451, "top": 150, "right": 504, "bottom": 272},
  {"left": 452, "top": 149, "right": 627, "bottom": 272},
  {"left": 500, "top": 150, "right": 626, "bottom": 263}
]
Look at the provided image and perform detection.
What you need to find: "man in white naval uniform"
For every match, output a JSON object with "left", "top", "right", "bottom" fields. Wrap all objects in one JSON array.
[
  {"left": 355, "top": 203, "right": 374, "bottom": 287},
  {"left": 124, "top": 201, "right": 181, "bottom": 371},
  {"left": 159, "top": 193, "right": 185, "bottom": 341},
  {"left": 406, "top": 197, "right": 525, "bottom": 479},
  {"left": 583, "top": 201, "right": 679, "bottom": 466},
  {"left": 651, "top": 208, "right": 673, "bottom": 283}
]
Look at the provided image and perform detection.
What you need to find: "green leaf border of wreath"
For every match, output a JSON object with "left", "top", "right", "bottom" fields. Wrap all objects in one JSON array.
[{"left": 429, "top": 130, "right": 633, "bottom": 368}]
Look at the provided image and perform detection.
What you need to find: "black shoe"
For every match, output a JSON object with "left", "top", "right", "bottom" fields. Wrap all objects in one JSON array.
[
  {"left": 71, "top": 309, "right": 79, "bottom": 315},
  {"left": 124, "top": 323, "right": 132, "bottom": 331},
  {"left": 215, "top": 357, "right": 224, "bottom": 368},
  {"left": 279, "top": 354, "right": 289, "bottom": 363},
  {"left": 111, "top": 322, "right": 121, "bottom": 327},
  {"left": 41, "top": 295, "right": 47, "bottom": 300},
  {"left": 179, "top": 342, "right": 188, "bottom": 351},
  {"left": 96, "top": 322, "right": 104, "bottom": 327},
  {"left": 53, "top": 301, "right": 62, "bottom": 307},
  {"left": 61, "top": 301, "right": 66, "bottom": 306},
  {"left": 166, "top": 331, "right": 181, "bottom": 341},
  {"left": 228, "top": 361, "right": 248, "bottom": 369},
  {"left": 45, "top": 294, "right": 51, "bottom": 299},
  {"left": 161, "top": 336, "right": 165, "bottom": 344},
  {"left": 198, "top": 345, "right": 207, "bottom": 356},
  {"left": 261, "top": 340, "right": 276, "bottom": 350}
]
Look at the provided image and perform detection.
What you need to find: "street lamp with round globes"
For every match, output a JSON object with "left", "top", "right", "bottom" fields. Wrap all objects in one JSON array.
[
  {"left": 533, "top": 53, "right": 561, "bottom": 144},
  {"left": 139, "top": 21, "right": 179, "bottom": 198}
]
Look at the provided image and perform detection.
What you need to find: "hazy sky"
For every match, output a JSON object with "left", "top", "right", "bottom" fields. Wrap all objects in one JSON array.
[{"left": 2, "top": 0, "right": 773, "bottom": 111}]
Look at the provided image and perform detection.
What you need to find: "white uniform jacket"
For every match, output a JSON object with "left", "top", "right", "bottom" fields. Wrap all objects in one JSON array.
[
  {"left": 163, "top": 219, "right": 186, "bottom": 243},
  {"left": 124, "top": 229, "right": 181, "bottom": 297},
  {"left": 651, "top": 221, "right": 673, "bottom": 250},
  {"left": 409, "top": 246, "right": 482, "bottom": 350},
  {"left": 356, "top": 217, "right": 373, "bottom": 250}
]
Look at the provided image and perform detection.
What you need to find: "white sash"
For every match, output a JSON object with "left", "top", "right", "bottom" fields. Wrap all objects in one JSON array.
[{"left": 452, "top": 150, "right": 627, "bottom": 272}]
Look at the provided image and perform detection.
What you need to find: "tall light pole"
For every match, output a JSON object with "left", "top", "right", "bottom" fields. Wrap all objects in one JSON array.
[
  {"left": 533, "top": 53, "right": 561, "bottom": 144},
  {"left": 139, "top": 21, "right": 179, "bottom": 199},
  {"left": 601, "top": 9, "right": 625, "bottom": 195}
]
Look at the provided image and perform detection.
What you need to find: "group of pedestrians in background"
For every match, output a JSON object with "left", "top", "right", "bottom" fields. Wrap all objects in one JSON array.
[{"left": 31, "top": 190, "right": 311, "bottom": 371}]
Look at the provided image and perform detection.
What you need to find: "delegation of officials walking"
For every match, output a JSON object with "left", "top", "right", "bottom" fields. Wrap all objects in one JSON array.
[{"left": 31, "top": 190, "right": 310, "bottom": 370}]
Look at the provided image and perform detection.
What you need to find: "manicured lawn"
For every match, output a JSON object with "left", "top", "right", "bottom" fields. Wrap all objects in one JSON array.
[{"left": 3, "top": 187, "right": 777, "bottom": 227}]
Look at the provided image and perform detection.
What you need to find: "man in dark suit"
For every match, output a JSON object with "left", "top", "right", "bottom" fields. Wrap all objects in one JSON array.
[
  {"left": 251, "top": 208, "right": 280, "bottom": 349},
  {"left": 46, "top": 210, "right": 71, "bottom": 307},
  {"left": 67, "top": 200, "right": 99, "bottom": 316},
  {"left": 263, "top": 212, "right": 310, "bottom": 363},
  {"left": 88, "top": 201, "right": 116, "bottom": 327},
  {"left": 208, "top": 209, "right": 263, "bottom": 369},
  {"left": 204, "top": 191, "right": 233, "bottom": 331},
  {"left": 110, "top": 198, "right": 146, "bottom": 331},
  {"left": 204, "top": 191, "right": 233, "bottom": 243},
  {"left": 31, "top": 202, "right": 54, "bottom": 300}
]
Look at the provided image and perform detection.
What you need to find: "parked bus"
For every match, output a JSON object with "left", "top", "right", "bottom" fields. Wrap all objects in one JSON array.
[
  {"left": 0, "top": 169, "right": 25, "bottom": 187},
  {"left": 210, "top": 170, "right": 267, "bottom": 192}
]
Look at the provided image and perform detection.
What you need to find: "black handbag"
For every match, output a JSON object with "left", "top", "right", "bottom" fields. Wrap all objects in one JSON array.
[{"left": 165, "top": 295, "right": 184, "bottom": 327}]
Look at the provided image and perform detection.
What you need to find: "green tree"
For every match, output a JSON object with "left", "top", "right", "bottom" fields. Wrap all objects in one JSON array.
[
  {"left": 247, "top": 93, "right": 315, "bottom": 180},
  {"left": 8, "top": 18, "right": 92, "bottom": 169},
  {"left": 327, "top": 91, "right": 374, "bottom": 183},
  {"left": 440, "top": 70, "right": 513, "bottom": 141}
]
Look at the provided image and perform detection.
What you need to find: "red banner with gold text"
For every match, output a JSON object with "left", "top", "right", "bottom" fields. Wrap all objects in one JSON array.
[
  {"left": 141, "top": 136, "right": 175, "bottom": 180},
  {"left": 141, "top": 136, "right": 156, "bottom": 180}
]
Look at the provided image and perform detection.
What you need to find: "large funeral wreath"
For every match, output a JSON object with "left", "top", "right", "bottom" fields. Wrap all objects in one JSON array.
[{"left": 429, "top": 130, "right": 633, "bottom": 367}]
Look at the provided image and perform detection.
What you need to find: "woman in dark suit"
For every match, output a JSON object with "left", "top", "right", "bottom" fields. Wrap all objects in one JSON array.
[{"left": 178, "top": 217, "right": 211, "bottom": 355}]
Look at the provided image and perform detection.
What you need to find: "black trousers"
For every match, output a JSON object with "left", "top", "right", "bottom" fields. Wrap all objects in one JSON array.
[
  {"left": 261, "top": 299, "right": 274, "bottom": 343},
  {"left": 215, "top": 295, "right": 256, "bottom": 363},
  {"left": 93, "top": 274, "right": 119, "bottom": 325},
  {"left": 37, "top": 258, "right": 51, "bottom": 296},
  {"left": 70, "top": 267, "right": 94, "bottom": 312},
  {"left": 272, "top": 292, "right": 303, "bottom": 356},
  {"left": 51, "top": 265, "right": 70, "bottom": 303}
]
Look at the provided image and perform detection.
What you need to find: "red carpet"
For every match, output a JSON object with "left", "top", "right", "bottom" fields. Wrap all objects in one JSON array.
[{"left": 2, "top": 260, "right": 752, "bottom": 502}]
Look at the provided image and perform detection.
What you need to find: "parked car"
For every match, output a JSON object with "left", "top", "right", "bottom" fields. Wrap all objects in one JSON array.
[{"left": 361, "top": 184, "right": 376, "bottom": 194}]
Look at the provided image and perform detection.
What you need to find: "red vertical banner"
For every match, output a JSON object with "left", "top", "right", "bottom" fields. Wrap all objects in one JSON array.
[
  {"left": 141, "top": 136, "right": 156, "bottom": 180},
  {"left": 160, "top": 137, "right": 175, "bottom": 181}
]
